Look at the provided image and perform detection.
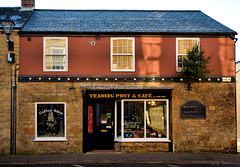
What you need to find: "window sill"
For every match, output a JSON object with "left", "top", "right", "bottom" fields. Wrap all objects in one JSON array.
[
  {"left": 111, "top": 70, "right": 135, "bottom": 72},
  {"left": 34, "top": 137, "right": 67, "bottom": 142},
  {"left": 114, "top": 138, "right": 171, "bottom": 142},
  {"left": 43, "top": 70, "right": 68, "bottom": 72}
]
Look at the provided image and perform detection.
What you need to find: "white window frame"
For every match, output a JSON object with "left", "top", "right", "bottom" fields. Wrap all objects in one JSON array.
[
  {"left": 43, "top": 37, "right": 68, "bottom": 72},
  {"left": 114, "top": 99, "right": 170, "bottom": 142},
  {"left": 176, "top": 38, "right": 200, "bottom": 72},
  {"left": 110, "top": 37, "right": 135, "bottom": 72},
  {"left": 34, "top": 102, "right": 67, "bottom": 141}
]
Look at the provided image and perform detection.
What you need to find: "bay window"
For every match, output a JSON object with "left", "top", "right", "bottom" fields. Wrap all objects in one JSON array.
[{"left": 115, "top": 100, "right": 169, "bottom": 142}]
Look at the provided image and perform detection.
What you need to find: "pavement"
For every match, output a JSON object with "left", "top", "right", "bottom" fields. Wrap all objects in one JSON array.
[{"left": 1, "top": 152, "right": 240, "bottom": 166}]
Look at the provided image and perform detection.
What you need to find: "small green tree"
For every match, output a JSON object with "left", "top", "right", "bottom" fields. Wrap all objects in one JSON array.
[{"left": 178, "top": 45, "right": 212, "bottom": 91}]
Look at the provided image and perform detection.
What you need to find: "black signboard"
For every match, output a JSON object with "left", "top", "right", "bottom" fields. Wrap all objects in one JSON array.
[{"left": 180, "top": 100, "right": 206, "bottom": 119}]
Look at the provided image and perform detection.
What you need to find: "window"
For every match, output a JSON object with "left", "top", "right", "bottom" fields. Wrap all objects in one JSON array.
[
  {"left": 35, "top": 102, "right": 67, "bottom": 141},
  {"left": 115, "top": 100, "right": 169, "bottom": 142},
  {"left": 44, "top": 37, "right": 68, "bottom": 71},
  {"left": 176, "top": 38, "right": 199, "bottom": 72},
  {"left": 111, "top": 37, "right": 135, "bottom": 71}
]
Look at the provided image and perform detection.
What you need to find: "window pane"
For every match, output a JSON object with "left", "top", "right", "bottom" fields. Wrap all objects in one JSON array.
[
  {"left": 183, "top": 48, "right": 188, "bottom": 54},
  {"left": 193, "top": 40, "right": 197, "bottom": 46},
  {"left": 46, "top": 47, "right": 50, "bottom": 54},
  {"left": 178, "top": 56, "right": 182, "bottom": 62},
  {"left": 124, "top": 101, "right": 144, "bottom": 138},
  {"left": 178, "top": 63, "right": 183, "bottom": 71},
  {"left": 118, "top": 40, "right": 123, "bottom": 46},
  {"left": 123, "top": 40, "right": 128, "bottom": 47},
  {"left": 113, "top": 47, "right": 117, "bottom": 54},
  {"left": 113, "top": 40, "right": 117, "bottom": 47},
  {"left": 123, "top": 63, "right": 128, "bottom": 69},
  {"left": 56, "top": 39, "right": 61, "bottom": 46},
  {"left": 117, "top": 62, "right": 122, "bottom": 69},
  {"left": 183, "top": 40, "right": 187, "bottom": 47},
  {"left": 188, "top": 40, "right": 192, "bottom": 49},
  {"left": 146, "top": 101, "right": 167, "bottom": 138},
  {"left": 128, "top": 40, "right": 132, "bottom": 47},
  {"left": 37, "top": 104, "right": 65, "bottom": 137},
  {"left": 46, "top": 40, "right": 50, "bottom": 47},
  {"left": 123, "top": 56, "right": 127, "bottom": 63},
  {"left": 178, "top": 40, "right": 182, "bottom": 47},
  {"left": 128, "top": 63, "right": 132, "bottom": 69},
  {"left": 178, "top": 48, "right": 183, "bottom": 54},
  {"left": 128, "top": 47, "right": 132, "bottom": 54},
  {"left": 113, "top": 55, "right": 117, "bottom": 63},
  {"left": 128, "top": 56, "right": 132, "bottom": 63},
  {"left": 61, "top": 40, "right": 66, "bottom": 47},
  {"left": 118, "top": 47, "right": 122, "bottom": 54},
  {"left": 123, "top": 47, "right": 127, "bottom": 54}
]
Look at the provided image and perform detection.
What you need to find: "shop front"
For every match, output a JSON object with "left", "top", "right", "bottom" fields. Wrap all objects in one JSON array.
[{"left": 82, "top": 87, "right": 172, "bottom": 153}]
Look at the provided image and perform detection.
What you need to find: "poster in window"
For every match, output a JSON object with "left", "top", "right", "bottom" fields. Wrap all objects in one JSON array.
[{"left": 88, "top": 106, "right": 93, "bottom": 133}]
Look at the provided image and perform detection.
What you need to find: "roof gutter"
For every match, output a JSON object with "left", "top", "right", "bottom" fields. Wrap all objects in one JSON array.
[
  {"left": 231, "top": 34, "right": 238, "bottom": 43},
  {"left": 18, "top": 31, "right": 237, "bottom": 38}
]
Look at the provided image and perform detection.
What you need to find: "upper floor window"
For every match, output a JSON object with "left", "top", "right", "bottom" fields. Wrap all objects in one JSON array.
[
  {"left": 111, "top": 37, "right": 135, "bottom": 72},
  {"left": 44, "top": 37, "right": 68, "bottom": 71},
  {"left": 176, "top": 38, "right": 199, "bottom": 72}
]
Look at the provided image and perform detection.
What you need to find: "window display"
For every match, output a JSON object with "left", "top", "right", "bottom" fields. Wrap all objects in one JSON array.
[
  {"left": 115, "top": 100, "right": 169, "bottom": 142},
  {"left": 124, "top": 101, "right": 144, "bottom": 138},
  {"left": 146, "top": 101, "right": 167, "bottom": 138},
  {"left": 35, "top": 103, "right": 66, "bottom": 141}
]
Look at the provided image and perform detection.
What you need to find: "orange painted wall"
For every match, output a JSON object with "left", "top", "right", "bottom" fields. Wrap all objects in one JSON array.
[{"left": 19, "top": 36, "right": 235, "bottom": 76}]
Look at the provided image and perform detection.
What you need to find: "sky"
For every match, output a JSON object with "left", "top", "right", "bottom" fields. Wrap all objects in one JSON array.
[{"left": 1, "top": 0, "right": 240, "bottom": 61}]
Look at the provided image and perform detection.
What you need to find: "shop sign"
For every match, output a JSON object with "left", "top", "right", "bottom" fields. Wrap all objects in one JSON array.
[
  {"left": 39, "top": 109, "right": 63, "bottom": 115},
  {"left": 180, "top": 100, "right": 206, "bottom": 119},
  {"left": 88, "top": 92, "right": 166, "bottom": 99}
]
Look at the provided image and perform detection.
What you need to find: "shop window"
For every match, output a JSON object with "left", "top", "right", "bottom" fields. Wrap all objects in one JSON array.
[
  {"left": 115, "top": 100, "right": 170, "bottom": 142},
  {"left": 44, "top": 37, "right": 68, "bottom": 71},
  {"left": 35, "top": 102, "right": 67, "bottom": 141},
  {"left": 111, "top": 37, "right": 135, "bottom": 72},
  {"left": 176, "top": 38, "right": 199, "bottom": 72}
]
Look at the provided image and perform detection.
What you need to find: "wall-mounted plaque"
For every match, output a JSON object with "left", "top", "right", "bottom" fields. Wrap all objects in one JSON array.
[{"left": 180, "top": 100, "right": 206, "bottom": 119}]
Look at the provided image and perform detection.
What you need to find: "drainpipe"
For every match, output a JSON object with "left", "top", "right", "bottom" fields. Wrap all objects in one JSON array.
[
  {"left": 232, "top": 33, "right": 238, "bottom": 153},
  {"left": 10, "top": 78, "right": 13, "bottom": 154},
  {"left": 13, "top": 64, "right": 19, "bottom": 155}
]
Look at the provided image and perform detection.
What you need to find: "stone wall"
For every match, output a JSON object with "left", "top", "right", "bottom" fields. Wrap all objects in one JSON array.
[
  {"left": 16, "top": 81, "right": 236, "bottom": 154},
  {"left": 17, "top": 82, "right": 83, "bottom": 154},
  {"left": 0, "top": 31, "right": 19, "bottom": 155},
  {"left": 115, "top": 142, "right": 169, "bottom": 153},
  {"left": 172, "top": 82, "right": 236, "bottom": 152}
]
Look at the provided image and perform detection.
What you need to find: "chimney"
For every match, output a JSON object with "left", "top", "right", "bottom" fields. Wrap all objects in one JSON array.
[{"left": 21, "top": 0, "right": 35, "bottom": 10}]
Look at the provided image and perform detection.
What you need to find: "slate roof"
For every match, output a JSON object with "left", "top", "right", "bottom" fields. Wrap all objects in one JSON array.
[
  {"left": 21, "top": 10, "right": 237, "bottom": 35},
  {"left": 0, "top": 7, "right": 32, "bottom": 29}
]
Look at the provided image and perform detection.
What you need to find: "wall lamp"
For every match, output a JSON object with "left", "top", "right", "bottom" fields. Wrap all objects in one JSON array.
[{"left": 1, "top": 13, "right": 15, "bottom": 51}]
